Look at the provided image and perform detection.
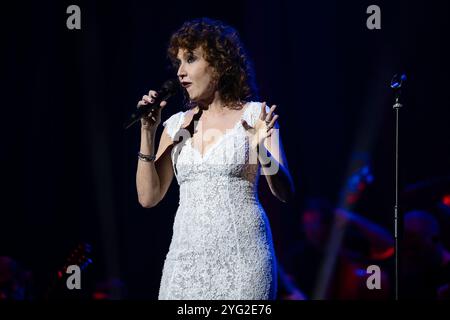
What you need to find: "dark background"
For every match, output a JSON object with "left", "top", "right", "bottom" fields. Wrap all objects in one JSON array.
[{"left": 1, "top": 0, "right": 449, "bottom": 298}]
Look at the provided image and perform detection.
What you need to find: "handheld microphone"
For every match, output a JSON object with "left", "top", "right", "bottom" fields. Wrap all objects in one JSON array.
[{"left": 123, "top": 79, "right": 179, "bottom": 129}]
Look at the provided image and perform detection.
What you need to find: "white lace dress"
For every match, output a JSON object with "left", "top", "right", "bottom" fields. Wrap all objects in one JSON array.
[{"left": 158, "top": 102, "right": 277, "bottom": 300}]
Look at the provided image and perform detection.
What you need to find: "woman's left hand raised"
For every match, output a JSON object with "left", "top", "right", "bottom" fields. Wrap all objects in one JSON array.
[{"left": 241, "top": 102, "right": 279, "bottom": 149}]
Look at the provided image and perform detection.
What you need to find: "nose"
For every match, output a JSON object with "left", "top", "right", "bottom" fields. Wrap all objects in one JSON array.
[{"left": 177, "top": 62, "right": 186, "bottom": 80}]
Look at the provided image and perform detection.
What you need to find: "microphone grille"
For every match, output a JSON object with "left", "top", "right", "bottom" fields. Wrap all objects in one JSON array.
[{"left": 162, "top": 79, "right": 179, "bottom": 95}]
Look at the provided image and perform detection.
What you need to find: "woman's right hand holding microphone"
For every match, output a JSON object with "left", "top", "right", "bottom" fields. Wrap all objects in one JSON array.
[{"left": 137, "top": 89, "right": 168, "bottom": 132}]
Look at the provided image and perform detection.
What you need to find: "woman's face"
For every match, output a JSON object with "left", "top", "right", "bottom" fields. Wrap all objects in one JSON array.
[{"left": 176, "top": 47, "right": 217, "bottom": 103}]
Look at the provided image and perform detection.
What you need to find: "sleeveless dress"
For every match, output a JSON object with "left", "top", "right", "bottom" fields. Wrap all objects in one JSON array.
[{"left": 158, "top": 101, "right": 277, "bottom": 300}]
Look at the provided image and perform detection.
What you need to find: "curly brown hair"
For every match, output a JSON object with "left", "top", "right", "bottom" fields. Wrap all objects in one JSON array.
[{"left": 167, "top": 18, "right": 258, "bottom": 109}]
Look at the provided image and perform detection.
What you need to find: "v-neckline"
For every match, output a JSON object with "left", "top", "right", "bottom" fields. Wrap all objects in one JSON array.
[{"left": 185, "top": 102, "right": 251, "bottom": 161}]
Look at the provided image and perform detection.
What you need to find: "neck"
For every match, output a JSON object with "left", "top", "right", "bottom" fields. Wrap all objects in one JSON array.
[
  {"left": 197, "top": 91, "right": 243, "bottom": 114},
  {"left": 197, "top": 91, "right": 226, "bottom": 114}
]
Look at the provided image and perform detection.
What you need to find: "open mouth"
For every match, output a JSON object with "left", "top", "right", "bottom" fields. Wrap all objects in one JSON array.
[{"left": 181, "top": 82, "right": 192, "bottom": 89}]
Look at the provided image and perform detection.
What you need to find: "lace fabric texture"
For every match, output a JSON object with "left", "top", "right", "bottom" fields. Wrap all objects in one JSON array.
[{"left": 158, "top": 102, "right": 277, "bottom": 300}]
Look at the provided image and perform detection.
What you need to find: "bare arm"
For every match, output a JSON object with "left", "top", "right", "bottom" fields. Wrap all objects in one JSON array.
[
  {"left": 259, "top": 123, "right": 295, "bottom": 203},
  {"left": 136, "top": 127, "right": 174, "bottom": 208},
  {"left": 250, "top": 103, "right": 295, "bottom": 203},
  {"left": 135, "top": 90, "right": 174, "bottom": 208}
]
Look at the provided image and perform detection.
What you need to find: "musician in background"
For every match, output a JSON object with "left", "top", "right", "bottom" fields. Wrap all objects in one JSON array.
[
  {"left": 400, "top": 210, "right": 450, "bottom": 299},
  {"left": 284, "top": 198, "right": 394, "bottom": 299}
]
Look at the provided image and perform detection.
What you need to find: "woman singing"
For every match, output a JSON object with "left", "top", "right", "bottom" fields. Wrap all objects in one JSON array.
[{"left": 136, "top": 17, "right": 295, "bottom": 299}]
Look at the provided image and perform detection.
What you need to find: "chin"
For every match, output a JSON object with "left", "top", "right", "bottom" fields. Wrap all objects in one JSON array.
[
  {"left": 186, "top": 91, "right": 195, "bottom": 101},
  {"left": 189, "top": 93, "right": 202, "bottom": 102}
]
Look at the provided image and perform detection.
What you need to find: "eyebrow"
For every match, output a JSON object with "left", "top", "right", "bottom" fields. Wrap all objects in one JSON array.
[{"left": 176, "top": 50, "right": 196, "bottom": 61}]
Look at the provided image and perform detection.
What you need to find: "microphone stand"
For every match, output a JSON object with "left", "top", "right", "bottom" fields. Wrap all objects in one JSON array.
[{"left": 391, "top": 74, "right": 406, "bottom": 301}]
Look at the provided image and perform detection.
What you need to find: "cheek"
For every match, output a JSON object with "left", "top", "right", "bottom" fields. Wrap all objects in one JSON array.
[
  {"left": 196, "top": 64, "right": 215, "bottom": 83},
  {"left": 193, "top": 74, "right": 211, "bottom": 92},
  {"left": 204, "top": 72, "right": 218, "bottom": 91}
]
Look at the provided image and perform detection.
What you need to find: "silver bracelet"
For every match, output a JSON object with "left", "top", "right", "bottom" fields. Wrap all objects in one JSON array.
[{"left": 138, "top": 152, "right": 156, "bottom": 162}]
